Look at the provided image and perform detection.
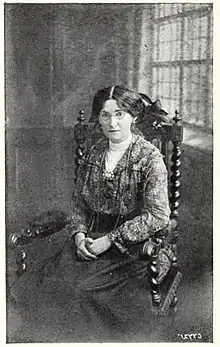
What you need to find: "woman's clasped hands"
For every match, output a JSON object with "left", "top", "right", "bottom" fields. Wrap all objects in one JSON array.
[{"left": 75, "top": 232, "right": 112, "bottom": 260}]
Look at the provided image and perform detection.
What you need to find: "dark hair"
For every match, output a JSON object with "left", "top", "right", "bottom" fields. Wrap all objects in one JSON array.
[{"left": 90, "top": 85, "right": 145, "bottom": 123}]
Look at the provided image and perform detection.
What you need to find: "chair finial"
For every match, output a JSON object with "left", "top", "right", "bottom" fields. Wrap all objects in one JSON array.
[
  {"left": 173, "top": 110, "right": 181, "bottom": 124},
  {"left": 78, "top": 110, "right": 85, "bottom": 123}
]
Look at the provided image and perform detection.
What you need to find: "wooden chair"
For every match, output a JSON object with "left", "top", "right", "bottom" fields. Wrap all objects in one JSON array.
[
  {"left": 8, "top": 106, "right": 183, "bottom": 316},
  {"left": 74, "top": 109, "right": 183, "bottom": 315}
]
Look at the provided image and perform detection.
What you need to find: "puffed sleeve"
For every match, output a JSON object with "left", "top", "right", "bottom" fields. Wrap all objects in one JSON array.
[{"left": 108, "top": 150, "right": 171, "bottom": 253}]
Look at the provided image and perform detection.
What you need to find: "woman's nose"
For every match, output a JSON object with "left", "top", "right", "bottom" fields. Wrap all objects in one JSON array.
[{"left": 109, "top": 116, "right": 117, "bottom": 127}]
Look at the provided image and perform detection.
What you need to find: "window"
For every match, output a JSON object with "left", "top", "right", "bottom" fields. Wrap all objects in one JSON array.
[{"left": 152, "top": 3, "right": 213, "bottom": 130}]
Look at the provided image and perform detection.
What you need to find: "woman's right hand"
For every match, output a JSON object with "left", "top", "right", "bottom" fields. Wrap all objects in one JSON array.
[{"left": 75, "top": 233, "right": 97, "bottom": 261}]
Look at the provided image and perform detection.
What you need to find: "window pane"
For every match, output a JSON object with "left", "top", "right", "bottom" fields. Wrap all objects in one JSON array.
[
  {"left": 182, "top": 100, "right": 206, "bottom": 127},
  {"left": 207, "top": 64, "right": 213, "bottom": 129},
  {"left": 152, "top": 83, "right": 158, "bottom": 98},
  {"left": 153, "top": 44, "right": 157, "bottom": 61},
  {"left": 159, "top": 23, "right": 166, "bottom": 42},
  {"left": 154, "top": 3, "right": 183, "bottom": 18},
  {"left": 155, "top": 19, "right": 181, "bottom": 62},
  {"left": 164, "top": 4, "right": 172, "bottom": 17},
  {"left": 210, "top": 11, "right": 213, "bottom": 58},
  {"left": 182, "top": 101, "right": 192, "bottom": 123},
  {"left": 152, "top": 6, "right": 213, "bottom": 130},
  {"left": 152, "top": 67, "right": 158, "bottom": 83},
  {"left": 152, "top": 66, "right": 180, "bottom": 116},
  {"left": 182, "top": 63, "right": 210, "bottom": 127},
  {"left": 191, "top": 16, "right": 199, "bottom": 39},
  {"left": 159, "top": 4, "right": 165, "bottom": 18},
  {"left": 170, "top": 82, "right": 179, "bottom": 100},
  {"left": 153, "top": 23, "right": 158, "bottom": 42},
  {"left": 183, "top": 39, "right": 192, "bottom": 60},
  {"left": 200, "top": 38, "right": 208, "bottom": 59},
  {"left": 183, "top": 3, "right": 212, "bottom": 12},
  {"left": 184, "top": 15, "right": 209, "bottom": 60},
  {"left": 162, "top": 67, "right": 170, "bottom": 83},
  {"left": 192, "top": 40, "right": 199, "bottom": 60},
  {"left": 154, "top": 4, "right": 159, "bottom": 18},
  {"left": 172, "top": 4, "right": 183, "bottom": 15},
  {"left": 159, "top": 98, "right": 180, "bottom": 117},
  {"left": 200, "top": 16, "right": 208, "bottom": 37}
]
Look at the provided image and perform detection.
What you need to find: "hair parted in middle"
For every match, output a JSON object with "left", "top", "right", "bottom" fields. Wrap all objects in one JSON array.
[{"left": 90, "top": 85, "right": 147, "bottom": 123}]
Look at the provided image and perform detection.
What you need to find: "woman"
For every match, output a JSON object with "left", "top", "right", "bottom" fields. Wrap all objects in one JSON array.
[{"left": 10, "top": 85, "right": 171, "bottom": 342}]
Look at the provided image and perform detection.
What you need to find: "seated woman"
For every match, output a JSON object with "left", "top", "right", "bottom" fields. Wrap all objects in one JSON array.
[{"left": 10, "top": 85, "right": 171, "bottom": 342}]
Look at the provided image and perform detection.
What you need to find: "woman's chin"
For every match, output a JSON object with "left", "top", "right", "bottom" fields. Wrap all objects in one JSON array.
[{"left": 106, "top": 132, "right": 123, "bottom": 142}]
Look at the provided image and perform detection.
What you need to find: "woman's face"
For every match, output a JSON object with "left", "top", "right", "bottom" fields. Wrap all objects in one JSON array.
[{"left": 99, "top": 99, "right": 134, "bottom": 143}]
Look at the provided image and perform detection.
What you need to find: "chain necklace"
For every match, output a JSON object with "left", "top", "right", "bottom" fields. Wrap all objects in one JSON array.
[{"left": 96, "top": 137, "right": 133, "bottom": 232}]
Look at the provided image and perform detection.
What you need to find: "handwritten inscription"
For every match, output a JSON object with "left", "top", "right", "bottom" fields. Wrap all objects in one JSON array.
[{"left": 178, "top": 333, "right": 202, "bottom": 340}]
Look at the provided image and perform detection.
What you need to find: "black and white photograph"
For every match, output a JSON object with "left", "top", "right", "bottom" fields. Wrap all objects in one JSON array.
[{"left": 5, "top": 2, "right": 213, "bottom": 343}]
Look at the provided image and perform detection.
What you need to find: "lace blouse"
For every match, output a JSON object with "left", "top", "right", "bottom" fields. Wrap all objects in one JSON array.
[
  {"left": 104, "top": 134, "right": 132, "bottom": 178},
  {"left": 69, "top": 133, "right": 170, "bottom": 253}
]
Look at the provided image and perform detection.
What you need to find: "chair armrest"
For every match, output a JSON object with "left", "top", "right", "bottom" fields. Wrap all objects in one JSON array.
[
  {"left": 140, "top": 219, "right": 177, "bottom": 258},
  {"left": 9, "top": 210, "right": 71, "bottom": 248},
  {"left": 8, "top": 226, "right": 67, "bottom": 248},
  {"left": 139, "top": 220, "right": 181, "bottom": 311},
  {"left": 9, "top": 230, "right": 39, "bottom": 248},
  {"left": 7, "top": 224, "right": 72, "bottom": 279},
  {"left": 139, "top": 219, "right": 178, "bottom": 288},
  {"left": 154, "top": 219, "right": 177, "bottom": 240}
]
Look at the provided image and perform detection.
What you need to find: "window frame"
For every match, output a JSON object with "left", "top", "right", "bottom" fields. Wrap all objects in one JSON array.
[{"left": 151, "top": 4, "right": 213, "bottom": 131}]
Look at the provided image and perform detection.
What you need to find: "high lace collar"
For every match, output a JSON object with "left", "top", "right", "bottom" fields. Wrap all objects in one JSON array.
[
  {"left": 87, "top": 133, "right": 140, "bottom": 172},
  {"left": 108, "top": 134, "right": 133, "bottom": 152}
]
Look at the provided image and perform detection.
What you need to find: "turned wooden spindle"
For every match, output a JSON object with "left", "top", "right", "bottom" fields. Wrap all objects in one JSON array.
[
  {"left": 170, "top": 111, "right": 182, "bottom": 264},
  {"left": 170, "top": 147, "right": 181, "bottom": 218},
  {"left": 149, "top": 240, "right": 162, "bottom": 307},
  {"left": 74, "top": 110, "right": 86, "bottom": 183},
  {"left": 16, "top": 249, "right": 27, "bottom": 276},
  {"left": 9, "top": 232, "right": 30, "bottom": 276},
  {"left": 170, "top": 295, "right": 178, "bottom": 310}
]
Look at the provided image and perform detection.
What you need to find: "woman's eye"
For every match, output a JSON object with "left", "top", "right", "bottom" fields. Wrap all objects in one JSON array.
[
  {"left": 115, "top": 111, "right": 123, "bottom": 118},
  {"left": 101, "top": 113, "right": 109, "bottom": 119}
]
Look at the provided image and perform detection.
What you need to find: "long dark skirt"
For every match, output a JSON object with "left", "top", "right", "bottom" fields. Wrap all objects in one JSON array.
[{"left": 9, "top": 215, "right": 167, "bottom": 342}]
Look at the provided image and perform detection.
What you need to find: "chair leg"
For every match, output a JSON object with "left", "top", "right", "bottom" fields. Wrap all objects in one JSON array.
[
  {"left": 16, "top": 249, "right": 27, "bottom": 277},
  {"left": 169, "top": 294, "right": 178, "bottom": 313},
  {"left": 152, "top": 289, "right": 161, "bottom": 307},
  {"left": 148, "top": 244, "right": 162, "bottom": 307},
  {"left": 170, "top": 294, "right": 178, "bottom": 307}
]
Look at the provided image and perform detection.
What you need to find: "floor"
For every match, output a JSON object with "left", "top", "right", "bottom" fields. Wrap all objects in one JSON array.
[{"left": 6, "top": 197, "right": 213, "bottom": 343}]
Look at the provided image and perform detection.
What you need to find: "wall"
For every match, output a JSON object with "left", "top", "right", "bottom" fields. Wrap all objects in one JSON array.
[
  {"left": 6, "top": 4, "right": 56, "bottom": 231},
  {"left": 5, "top": 3, "right": 142, "bottom": 231}
]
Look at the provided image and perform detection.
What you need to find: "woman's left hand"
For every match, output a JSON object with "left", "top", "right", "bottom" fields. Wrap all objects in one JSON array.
[{"left": 87, "top": 234, "right": 112, "bottom": 256}]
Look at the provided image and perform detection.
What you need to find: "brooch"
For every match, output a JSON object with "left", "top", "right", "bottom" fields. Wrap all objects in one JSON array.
[{"left": 102, "top": 170, "right": 115, "bottom": 181}]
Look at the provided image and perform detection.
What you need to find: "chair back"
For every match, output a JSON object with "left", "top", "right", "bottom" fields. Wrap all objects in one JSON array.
[
  {"left": 74, "top": 109, "right": 183, "bottom": 217},
  {"left": 74, "top": 108, "right": 183, "bottom": 257}
]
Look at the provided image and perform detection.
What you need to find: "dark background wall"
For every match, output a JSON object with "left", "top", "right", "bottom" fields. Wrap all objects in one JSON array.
[
  {"left": 5, "top": 3, "right": 212, "bottom": 233},
  {"left": 5, "top": 4, "right": 144, "bottom": 230}
]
